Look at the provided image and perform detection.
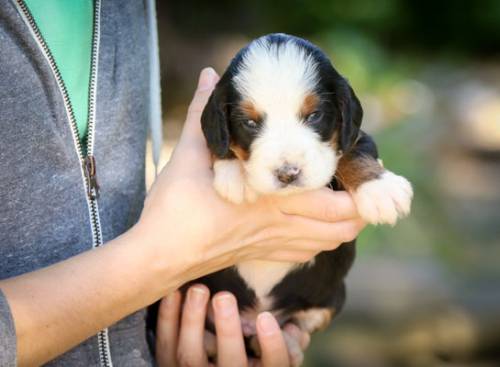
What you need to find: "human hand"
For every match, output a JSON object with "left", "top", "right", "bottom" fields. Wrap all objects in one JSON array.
[
  {"left": 155, "top": 286, "right": 311, "bottom": 367},
  {"left": 134, "top": 67, "right": 365, "bottom": 289}
]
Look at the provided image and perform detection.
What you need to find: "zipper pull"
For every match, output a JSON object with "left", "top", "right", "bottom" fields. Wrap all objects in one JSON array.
[{"left": 83, "top": 155, "right": 100, "bottom": 200}]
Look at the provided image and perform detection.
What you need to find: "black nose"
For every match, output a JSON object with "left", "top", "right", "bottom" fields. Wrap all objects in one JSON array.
[{"left": 275, "top": 164, "right": 301, "bottom": 184}]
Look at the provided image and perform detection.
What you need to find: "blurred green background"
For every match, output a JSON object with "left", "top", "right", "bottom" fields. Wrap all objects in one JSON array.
[{"left": 151, "top": 1, "right": 500, "bottom": 366}]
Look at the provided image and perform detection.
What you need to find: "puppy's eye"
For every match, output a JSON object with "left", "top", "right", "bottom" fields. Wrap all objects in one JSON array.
[
  {"left": 305, "top": 111, "right": 323, "bottom": 124},
  {"left": 244, "top": 119, "right": 258, "bottom": 129}
]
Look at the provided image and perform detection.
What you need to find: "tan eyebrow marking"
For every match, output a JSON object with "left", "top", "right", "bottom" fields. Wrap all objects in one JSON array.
[
  {"left": 299, "top": 93, "right": 319, "bottom": 118},
  {"left": 299, "top": 93, "right": 320, "bottom": 118},
  {"left": 239, "top": 100, "right": 263, "bottom": 123}
]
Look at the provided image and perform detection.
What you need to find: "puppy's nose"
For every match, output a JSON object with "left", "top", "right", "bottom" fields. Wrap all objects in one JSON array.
[{"left": 275, "top": 164, "right": 301, "bottom": 184}]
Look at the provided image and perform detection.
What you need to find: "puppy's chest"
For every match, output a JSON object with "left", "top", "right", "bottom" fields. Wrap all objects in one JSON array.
[{"left": 236, "top": 260, "right": 300, "bottom": 309}]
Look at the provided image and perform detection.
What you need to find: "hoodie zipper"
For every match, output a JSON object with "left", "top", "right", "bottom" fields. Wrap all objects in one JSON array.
[{"left": 13, "top": 1, "right": 112, "bottom": 366}]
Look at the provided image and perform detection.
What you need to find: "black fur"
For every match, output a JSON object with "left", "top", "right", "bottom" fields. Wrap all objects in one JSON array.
[
  {"left": 201, "top": 77, "right": 232, "bottom": 158},
  {"left": 337, "top": 84, "right": 363, "bottom": 153}
]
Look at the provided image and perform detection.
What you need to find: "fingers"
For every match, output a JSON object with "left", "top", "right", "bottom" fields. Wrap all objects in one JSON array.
[
  {"left": 256, "top": 312, "right": 290, "bottom": 367},
  {"left": 265, "top": 249, "right": 319, "bottom": 263},
  {"left": 256, "top": 217, "right": 364, "bottom": 263},
  {"left": 276, "top": 189, "right": 360, "bottom": 223},
  {"left": 250, "top": 215, "right": 364, "bottom": 263},
  {"left": 177, "top": 285, "right": 210, "bottom": 367},
  {"left": 286, "top": 216, "right": 366, "bottom": 248},
  {"left": 212, "top": 292, "right": 248, "bottom": 367},
  {"left": 156, "top": 291, "right": 182, "bottom": 367}
]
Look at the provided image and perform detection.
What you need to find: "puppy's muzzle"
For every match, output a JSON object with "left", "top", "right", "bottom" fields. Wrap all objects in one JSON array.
[{"left": 275, "top": 163, "right": 301, "bottom": 185}]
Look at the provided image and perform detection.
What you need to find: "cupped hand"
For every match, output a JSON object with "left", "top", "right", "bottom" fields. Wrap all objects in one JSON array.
[
  {"left": 135, "top": 67, "right": 365, "bottom": 286},
  {"left": 155, "top": 287, "right": 310, "bottom": 367}
]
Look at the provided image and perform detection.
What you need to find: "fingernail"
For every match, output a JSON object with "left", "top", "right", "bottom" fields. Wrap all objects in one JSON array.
[
  {"left": 188, "top": 285, "right": 207, "bottom": 308},
  {"left": 257, "top": 312, "right": 279, "bottom": 336},
  {"left": 197, "top": 67, "right": 217, "bottom": 91},
  {"left": 213, "top": 293, "right": 236, "bottom": 318}
]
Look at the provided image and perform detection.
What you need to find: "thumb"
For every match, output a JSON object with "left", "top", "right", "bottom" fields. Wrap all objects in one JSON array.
[
  {"left": 181, "top": 67, "right": 219, "bottom": 141},
  {"left": 171, "top": 67, "right": 220, "bottom": 171}
]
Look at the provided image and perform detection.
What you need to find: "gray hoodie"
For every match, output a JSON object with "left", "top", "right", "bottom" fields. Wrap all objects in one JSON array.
[{"left": 0, "top": 0, "right": 160, "bottom": 365}]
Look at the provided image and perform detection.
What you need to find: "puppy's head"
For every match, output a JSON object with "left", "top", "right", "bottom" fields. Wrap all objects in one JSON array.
[{"left": 202, "top": 33, "right": 363, "bottom": 195}]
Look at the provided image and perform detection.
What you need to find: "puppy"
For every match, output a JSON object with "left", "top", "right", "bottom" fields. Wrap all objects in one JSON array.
[{"left": 149, "top": 33, "right": 413, "bottom": 362}]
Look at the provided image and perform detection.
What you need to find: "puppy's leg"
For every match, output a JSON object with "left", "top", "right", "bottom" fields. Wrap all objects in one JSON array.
[
  {"left": 336, "top": 133, "right": 413, "bottom": 225},
  {"left": 213, "top": 159, "right": 258, "bottom": 204},
  {"left": 213, "top": 159, "right": 247, "bottom": 204}
]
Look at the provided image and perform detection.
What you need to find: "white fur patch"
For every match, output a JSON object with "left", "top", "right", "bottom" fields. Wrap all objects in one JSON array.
[
  {"left": 213, "top": 159, "right": 259, "bottom": 204},
  {"left": 213, "top": 160, "right": 246, "bottom": 204},
  {"left": 234, "top": 37, "right": 318, "bottom": 113},
  {"left": 236, "top": 260, "right": 297, "bottom": 308},
  {"left": 352, "top": 171, "right": 413, "bottom": 225},
  {"left": 233, "top": 36, "right": 338, "bottom": 196}
]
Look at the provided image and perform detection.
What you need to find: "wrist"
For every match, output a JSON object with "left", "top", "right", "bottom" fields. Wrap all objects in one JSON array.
[{"left": 125, "top": 220, "right": 197, "bottom": 297}]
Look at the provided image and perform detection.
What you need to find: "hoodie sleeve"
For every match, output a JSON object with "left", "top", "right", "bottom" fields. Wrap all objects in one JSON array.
[{"left": 0, "top": 289, "right": 16, "bottom": 367}]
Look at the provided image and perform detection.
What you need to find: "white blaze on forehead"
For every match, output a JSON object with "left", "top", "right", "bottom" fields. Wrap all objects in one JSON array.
[{"left": 233, "top": 38, "right": 319, "bottom": 115}]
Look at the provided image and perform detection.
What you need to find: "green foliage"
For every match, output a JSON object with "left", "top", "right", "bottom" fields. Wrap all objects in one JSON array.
[{"left": 163, "top": 0, "right": 500, "bottom": 56}]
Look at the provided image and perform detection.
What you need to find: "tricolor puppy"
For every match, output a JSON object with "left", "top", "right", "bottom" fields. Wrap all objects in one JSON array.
[{"left": 195, "top": 34, "right": 412, "bottom": 358}]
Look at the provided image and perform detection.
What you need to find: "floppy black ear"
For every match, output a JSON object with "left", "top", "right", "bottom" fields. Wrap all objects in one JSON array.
[
  {"left": 201, "top": 83, "right": 231, "bottom": 158},
  {"left": 337, "top": 80, "right": 363, "bottom": 153}
]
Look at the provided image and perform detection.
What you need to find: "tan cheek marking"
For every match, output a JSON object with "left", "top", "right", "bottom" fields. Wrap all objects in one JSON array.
[
  {"left": 335, "top": 153, "right": 384, "bottom": 191},
  {"left": 330, "top": 131, "right": 339, "bottom": 152},
  {"left": 231, "top": 100, "right": 260, "bottom": 162},
  {"left": 300, "top": 93, "right": 320, "bottom": 118},
  {"left": 230, "top": 144, "right": 250, "bottom": 161}
]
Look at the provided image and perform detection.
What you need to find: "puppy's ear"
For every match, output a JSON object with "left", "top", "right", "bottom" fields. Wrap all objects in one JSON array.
[
  {"left": 201, "top": 82, "right": 231, "bottom": 158},
  {"left": 337, "top": 79, "right": 363, "bottom": 153}
]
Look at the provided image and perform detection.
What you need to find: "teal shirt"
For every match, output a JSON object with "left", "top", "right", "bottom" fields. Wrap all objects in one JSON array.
[{"left": 24, "top": 0, "right": 93, "bottom": 141}]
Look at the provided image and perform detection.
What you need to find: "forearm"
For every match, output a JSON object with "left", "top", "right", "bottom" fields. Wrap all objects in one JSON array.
[{"left": 0, "top": 226, "right": 181, "bottom": 366}]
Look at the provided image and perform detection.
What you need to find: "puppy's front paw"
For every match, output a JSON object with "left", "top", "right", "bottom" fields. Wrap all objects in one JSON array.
[
  {"left": 352, "top": 171, "right": 413, "bottom": 225},
  {"left": 213, "top": 160, "right": 246, "bottom": 204}
]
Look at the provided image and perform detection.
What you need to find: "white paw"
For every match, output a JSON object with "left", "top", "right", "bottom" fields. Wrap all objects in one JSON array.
[
  {"left": 352, "top": 171, "right": 413, "bottom": 225},
  {"left": 213, "top": 160, "right": 246, "bottom": 204}
]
